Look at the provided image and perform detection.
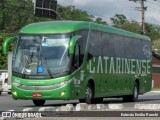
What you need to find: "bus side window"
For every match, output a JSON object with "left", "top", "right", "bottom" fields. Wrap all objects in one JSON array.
[{"left": 74, "top": 45, "right": 80, "bottom": 69}]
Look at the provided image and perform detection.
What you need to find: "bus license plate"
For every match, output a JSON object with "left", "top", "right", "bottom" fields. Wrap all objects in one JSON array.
[{"left": 32, "top": 93, "right": 42, "bottom": 97}]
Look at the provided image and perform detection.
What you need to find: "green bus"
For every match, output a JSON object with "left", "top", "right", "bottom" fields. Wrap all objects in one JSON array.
[{"left": 3, "top": 21, "right": 152, "bottom": 106}]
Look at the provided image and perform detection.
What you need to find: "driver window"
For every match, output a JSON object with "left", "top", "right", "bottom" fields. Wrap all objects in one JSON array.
[{"left": 74, "top": 45, "right": 80, "bottom": 69}]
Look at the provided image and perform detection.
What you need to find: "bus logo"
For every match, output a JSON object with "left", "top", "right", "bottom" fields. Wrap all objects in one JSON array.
[
  {"left": 143, "top": 45, "right": 151, "bottom": 58},
  {"left": 35, "top": 86, "right": 39, "bottom": 90}
]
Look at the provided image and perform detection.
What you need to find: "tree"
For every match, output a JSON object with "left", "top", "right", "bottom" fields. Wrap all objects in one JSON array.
[
  {"left": 1, "top": 1, "right": 160, "bottom": 69},
  {"left": 95, "top": 17, "right": 107, "bottom": 25},
  {"left": 110, "top": 14, "right": 160, "bottom": 43},
  {"left": 110, "top": 14, "right": 128, "bottom": 27},
  {"left": 0, "top": 0, "right": 36, "bottom": 69},
  {"left": 153, "top": 39, "right": 160, "bottom": 50},
  {"left": 57, "top": 5, "right": 94, "bottom": 21},
  {"left": 0, "top": 1, "right": 105, "bottom": 69},
  {"left": 0, "top": 33, "right": 14, "bottom": 69},
  {"left": 145, "top": 23, "right": 160, "bottom": 42},
  {"left": 0, "top": 0, "right": 34, "bottom": 33}
]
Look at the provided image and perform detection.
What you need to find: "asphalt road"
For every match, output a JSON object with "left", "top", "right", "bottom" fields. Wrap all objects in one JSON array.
[{"left": 0, "top": 91, "right": 160, "bottom": 111}]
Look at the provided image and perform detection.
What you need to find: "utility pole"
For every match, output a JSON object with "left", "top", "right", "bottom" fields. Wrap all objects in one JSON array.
[
  {"left": 141, "top": 0, "right": 145, "bottom": 35},
  {"left": 129, "top": 0, "right": 146, "bottom": 35}
]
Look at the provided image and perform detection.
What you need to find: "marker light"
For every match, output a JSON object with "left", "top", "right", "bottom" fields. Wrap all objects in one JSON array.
[{"left": 12, "top": 81, "right": 21, "bottom": 87}]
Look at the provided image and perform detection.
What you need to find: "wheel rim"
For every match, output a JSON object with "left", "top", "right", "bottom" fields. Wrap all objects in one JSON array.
[
  {"left": 86, "top": 86, "right": 92, "bottom": 103},
  {"left": 134, "top": 85, "right": 138, "bottom": 99}
]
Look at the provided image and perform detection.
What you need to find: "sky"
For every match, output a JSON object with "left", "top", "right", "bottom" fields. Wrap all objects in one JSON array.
[{"left": 58, "top": 0, "right": 160, "bottom": 26}]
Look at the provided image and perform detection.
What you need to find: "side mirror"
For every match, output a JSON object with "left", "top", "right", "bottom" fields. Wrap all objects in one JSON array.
[
  {"left": 3, "top": 36, "right": 16, "bottom": 55},
  {"left": 69, "top": 35, "right": 81, "bottom": 55}
]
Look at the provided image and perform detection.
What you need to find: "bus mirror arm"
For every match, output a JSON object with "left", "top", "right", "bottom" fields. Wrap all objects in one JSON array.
[
  {"left": 3, "top": 36, "right": 16, "bottom": 55},
  {"left": 69, "top": 35, "right": 81, "bottom": 55}
]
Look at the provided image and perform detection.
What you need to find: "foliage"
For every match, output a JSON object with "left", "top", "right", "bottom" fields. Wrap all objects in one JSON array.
[
  {"left": 110, "top": 14, "right": 160, "bottom": 42},
  {"left": 95, "top": 17, "right": 107, "bottom": 25},
  {"left": 110, "top": 14, "right": 129, "bottom": 27},
  {"left": 0, "top": 0, "right": 33, "bottom": 33},
  {"left": 0, "top": 1, "right": 160, "bottom": 69},
  {"left": 153, "top": 39, "right": 160, "bottom": 50},
  {"left": 145, "top": 23, "right": 160, "bottom": 42},
  {"left": 0, "top": 1, "right": 106, "bottom": 69},
  {"left": 57, "top": 5, "right": 94, "bottom": 21},
  {"left": 0, "top": 0, "right": 34, "bottom": 69},
  {"left": 0, "top": 33, "right": 14, "bottom": 69}
]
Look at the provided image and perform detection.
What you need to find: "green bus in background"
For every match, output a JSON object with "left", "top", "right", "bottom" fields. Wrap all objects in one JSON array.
[{"left": 3, "top": 21, "right": 152, "bottom": 106}]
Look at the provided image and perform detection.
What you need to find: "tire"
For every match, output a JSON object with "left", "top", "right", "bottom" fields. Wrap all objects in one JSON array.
[
  {"left": 79, "top": 83, "right": 93, "bottom": 104},
  {"left": 123, "top": 82, "right": 138, "bottom": 102},
  {"left": 132, "top": 82, "right": 139, "bottom": 102},
  {"left": 33, "top": 100, "right": 45, "bottom": 106},
  {"left": 0, "top": 92, "right": 1, "bottom": 95}
]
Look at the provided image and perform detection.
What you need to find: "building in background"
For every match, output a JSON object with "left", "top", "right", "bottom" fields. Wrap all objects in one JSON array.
[{"left": 152, "top": 50, "right": 160, "bottom": 88}]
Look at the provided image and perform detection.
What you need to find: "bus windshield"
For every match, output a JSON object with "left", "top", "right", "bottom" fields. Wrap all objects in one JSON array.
[{"left": 13, "top": 34, "right": 71, "bottom": 78}]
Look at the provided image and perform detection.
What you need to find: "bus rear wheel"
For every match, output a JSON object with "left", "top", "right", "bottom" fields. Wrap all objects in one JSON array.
[
  {"left": 123, "top": 82, "right": 138, "bottom": 102},
  {"left": 33, "top": 100, "right": 45, "bottom": 106}
]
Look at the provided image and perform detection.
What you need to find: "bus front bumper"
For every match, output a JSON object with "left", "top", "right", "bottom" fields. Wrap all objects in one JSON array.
[{"left": 11, "top": 84, "right": 73, "bottom": 100}]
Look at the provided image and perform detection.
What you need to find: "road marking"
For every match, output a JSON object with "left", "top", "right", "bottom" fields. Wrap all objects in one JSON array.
[
  {"left": 8, "top": 110, "right": 15, "bottom": 111},
  {"left": 23, "top": 108, "right": 33, "bottom": 112}
]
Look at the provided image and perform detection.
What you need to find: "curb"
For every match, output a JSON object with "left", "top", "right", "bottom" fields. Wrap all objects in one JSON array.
[
  {"left": 108, "top": 104, "right": 124, "bottom": 110},
  {"left": 0, "top": 117, "right": 5, "bottom": 120},
  {"left": 38, "top": 107, "right": 56, "bottom": 111},
  {"left": 134, "top": 104, "right": 160, "bottom": 110},
  {"left": 150, "top": 91, "right": 160, "bottom": 93}
]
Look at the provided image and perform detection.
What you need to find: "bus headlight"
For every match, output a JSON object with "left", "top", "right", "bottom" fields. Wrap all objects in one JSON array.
[
  {"left": 13, "top": 91, "right": 17, "bottom": 96},
  {"left": 12, "top": 81, "right": 21, "bottom": 87},
  {"left": 52, "top": 79, "right": 73, "bottom": 89}
]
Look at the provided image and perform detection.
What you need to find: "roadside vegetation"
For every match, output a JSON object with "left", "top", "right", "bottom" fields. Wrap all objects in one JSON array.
[{"left": 0, "top": 0, "right": 160, "bottom": 69}]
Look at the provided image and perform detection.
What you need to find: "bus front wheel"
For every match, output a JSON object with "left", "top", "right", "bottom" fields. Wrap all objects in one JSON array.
[
  {"left": 33, "top": 100, "right": 45, "bottom": 106},
  {"left": 79, "top": 83, "right": 93, "bottom": 104}
]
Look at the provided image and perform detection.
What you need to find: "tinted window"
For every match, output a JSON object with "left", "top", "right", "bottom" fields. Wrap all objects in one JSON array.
[
  {"left": 88, "top": 31, "right": 102, "bottom": 58},
  {"left": 143, "top": 40, "right": 152, "bottom": 60},
  {"left": 134, "top": 39, "right": 144, "bottom": 59},
  {"left": 75, "top": 29, "right": 88, "bottom": 65},
  {"left": 124, "top": 37, "right": 134, "bottom": 58},
  {"left": 102, "top": 33, "right": 114, "bottom": 57},
  {"left": 113, "top": 34, "right": 124, "bottom": 58}
]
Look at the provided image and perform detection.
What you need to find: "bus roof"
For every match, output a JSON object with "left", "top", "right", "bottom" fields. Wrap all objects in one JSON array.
[
  {"left": 20, "top": 21, "right": 89, "bottom": 34},
  {"left": 90, "top": 22, "right": 150, "bottom": 41},
  {"left": 20, "top": 21, "right": 150, "bottom": 41}
]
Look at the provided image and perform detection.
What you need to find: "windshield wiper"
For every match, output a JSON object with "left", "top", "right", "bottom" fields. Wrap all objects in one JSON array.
[
  {"left": 21, "top": 55, "right": 32, "bottom": 78},
  {"left": 41, "top": 57, "right": 53, "bottom": 78},
  {"left": 38, "top": 36, "right": 53, "bottom": 78}
]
